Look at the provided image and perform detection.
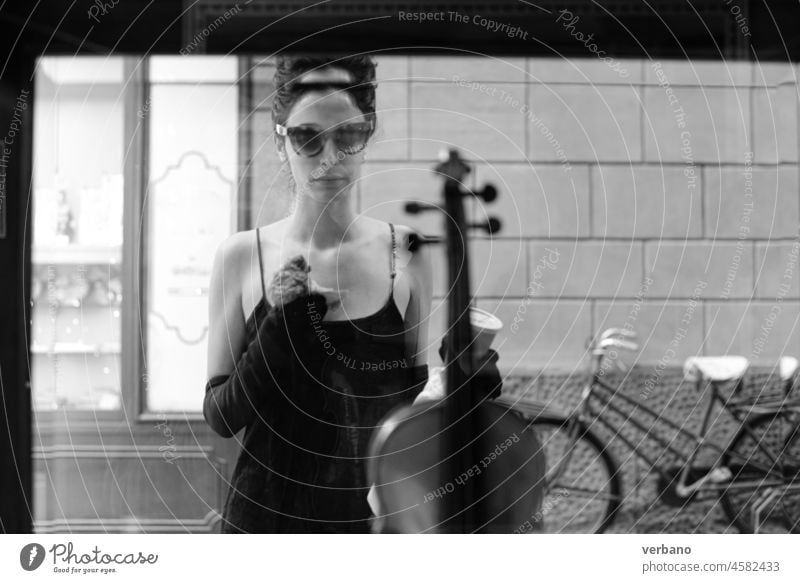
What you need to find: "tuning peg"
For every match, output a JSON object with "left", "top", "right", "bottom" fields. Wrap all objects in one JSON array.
[
  {"left": 405, "top": 202, "right": 438, "bottom": 214},
  {"left": 475, "top": 184, "right": 497, "bottom": 203},
  {"left": 469, "top": 217, "right": 502, "bottom": 235},
  {"left": 408, "top": 233, "right": 442, "bottom": 252}
]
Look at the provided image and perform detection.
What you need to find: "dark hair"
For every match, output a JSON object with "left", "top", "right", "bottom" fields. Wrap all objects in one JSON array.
[{"left": 271, "top": 55, "right": 378, "bottom": 132}]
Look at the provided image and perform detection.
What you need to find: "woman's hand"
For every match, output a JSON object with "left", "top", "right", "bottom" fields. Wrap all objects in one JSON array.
[
  {"left": 266, "top": 254, "right": 312, "bottom": 308},
  {"left": 266, "top": 253, "right": 347, "bottom": 312},
  {"left": 437, "top": 339, "right": 503, "bottom": 400}
]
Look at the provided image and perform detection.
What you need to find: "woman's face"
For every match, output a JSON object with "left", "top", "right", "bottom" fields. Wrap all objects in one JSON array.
[{"left": 280, "top": 68, "right": 371, "bottom": 200}]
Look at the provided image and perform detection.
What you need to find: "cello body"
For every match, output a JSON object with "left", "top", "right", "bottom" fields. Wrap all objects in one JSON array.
[
  {"left": 368, "top": 399, "right": 546, "bottom": 533},
  {"left": 366, "top": 149, "right": 546, "bottom": 533}
]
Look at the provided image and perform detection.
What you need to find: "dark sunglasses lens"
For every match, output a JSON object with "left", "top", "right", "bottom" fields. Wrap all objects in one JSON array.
[
  {"left": 335, "top": 125, "right": 371, "bottom": 154},
  {"left": 288, "top": 128, "right": 324, "bottom": 156}
]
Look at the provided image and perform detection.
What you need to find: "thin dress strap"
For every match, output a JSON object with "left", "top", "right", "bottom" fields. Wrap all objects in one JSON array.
[
  {"left": 255, "top": 227, "right": 268, "bottom": 303},
  {"left": 389, "top": 222, "right": 397, "bottom": 280}
]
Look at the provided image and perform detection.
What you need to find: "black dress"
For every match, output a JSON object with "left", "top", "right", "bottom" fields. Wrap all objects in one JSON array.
[{"left": 219, "top": 223, "right": 425, "bottom": 533}]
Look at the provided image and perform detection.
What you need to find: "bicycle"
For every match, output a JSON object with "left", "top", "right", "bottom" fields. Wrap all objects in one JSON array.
[{"left": 497, "top": 328, "right": 800, "bottom": 533}]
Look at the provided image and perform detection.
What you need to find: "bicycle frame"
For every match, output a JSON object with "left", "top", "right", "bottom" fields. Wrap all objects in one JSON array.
[{"left": 562, "top": 371, "right": 797, "bottom": 496}]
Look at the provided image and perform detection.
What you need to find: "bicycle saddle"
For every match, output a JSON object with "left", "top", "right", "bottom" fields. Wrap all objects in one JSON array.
[
  {"left": 780, "top": 356, "right": 799, "bottom": 382},
  {"left": 683, "top": 356, "right": 749, "bottom": 383}
]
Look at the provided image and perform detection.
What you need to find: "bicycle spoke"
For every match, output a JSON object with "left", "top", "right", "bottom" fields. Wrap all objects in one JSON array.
[{"left": 528, "top": 417, "right": 620, "bottom": 533}]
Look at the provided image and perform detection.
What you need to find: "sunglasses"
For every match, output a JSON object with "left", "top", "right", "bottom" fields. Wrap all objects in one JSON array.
[{"left": 275, "top": 121, "right": 373, "bottom": 158}]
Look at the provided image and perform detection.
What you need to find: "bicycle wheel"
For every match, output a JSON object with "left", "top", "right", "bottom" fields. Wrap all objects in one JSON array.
[
  {"left": 524, "top": 415, "right": 621, "bottom": 533},
  {"left": 721, "top": 412, "right": 800, "bottom": 533}
]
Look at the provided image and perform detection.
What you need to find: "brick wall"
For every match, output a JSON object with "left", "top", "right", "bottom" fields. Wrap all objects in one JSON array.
[{"left": 250, "top": 56, "right": 800, "bottom": 374}]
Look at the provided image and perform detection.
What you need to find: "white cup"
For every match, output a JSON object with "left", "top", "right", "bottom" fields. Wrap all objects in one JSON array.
[{"left": 470, "top": 307, "right": 503, "bottom": 357}]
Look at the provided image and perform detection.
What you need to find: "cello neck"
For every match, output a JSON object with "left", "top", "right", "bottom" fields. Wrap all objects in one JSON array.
[{"left": 437, "top": 149, "right": 482, "bottom": 532}]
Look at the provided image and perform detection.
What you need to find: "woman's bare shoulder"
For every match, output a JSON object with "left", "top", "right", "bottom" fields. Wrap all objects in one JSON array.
[
  {"left": 218, "top": 229, "right": 251, "bottom": 255},
  {"left": 215, "top": 220, "right": 290, "bottom": 264},
  {"left": 212, "top": 230, "right": 250, "bottom": 281},
  {"left": 210, "top": 221, "right": 286, "bottom": 300},
  {"left": 209, "top": 221, "right": 291, "bottom": 328},
  {"left": 391, "top": 223, "right": 422, "bottom": 247},
  {"left": 389, "top": 223, "right": 429, "bottom": 264},
  {"left": 360, "top": 220, "right": 431, "bottom": 291},
  {"left": 355, "top": 217, "right": 420, "bottom": 247},
  {"left": 257, "top": 218, "right": 291, "bottom": 241}
]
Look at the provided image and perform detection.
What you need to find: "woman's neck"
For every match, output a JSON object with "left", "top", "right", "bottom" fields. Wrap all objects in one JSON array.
[{"left": 288, "top": 188, "right": 358, "bottom": 249}]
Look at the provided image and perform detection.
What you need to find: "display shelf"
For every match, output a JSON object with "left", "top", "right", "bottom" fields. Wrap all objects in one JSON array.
[
  {"left": 33, "top": 244, "right": 122, "bottom": 265},
  {"left": 31, "top": 341, "right": 121, "bottom": 355},
  {"left": 31, "top": 298, "right": 122, "bottom": 310}
]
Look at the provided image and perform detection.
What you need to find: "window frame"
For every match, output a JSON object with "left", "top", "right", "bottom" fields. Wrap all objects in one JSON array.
[
  {"left": 137, "top": 56, "right": 249, "bottom": 420},
  {"left": 31, "top": 57, "right": 143, "bottom": 427},
  {"left": 32, "top": 56, "right": 254, "bottom": 426}
]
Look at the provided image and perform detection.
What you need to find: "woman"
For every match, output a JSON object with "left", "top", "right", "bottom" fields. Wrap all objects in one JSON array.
[
  {"left": 204, "top": 54, "right": 505, "bottom": 534},
  {"left": 203, "top": 55, "right": 435, "bottom": 533}
]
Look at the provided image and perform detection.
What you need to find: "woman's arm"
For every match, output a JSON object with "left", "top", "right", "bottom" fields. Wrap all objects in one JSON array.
[
  {"left": 204, "top": 234, "right": 328, "bottom": 437},
  {"left": 204, "top": 291, "right": 328, "bottom": 438},
  {"left": 206, "top": 234, "right": 248, "bottom": 381},
  {"left": 204, "top": 234, "right": 259, "bottom": 437}
]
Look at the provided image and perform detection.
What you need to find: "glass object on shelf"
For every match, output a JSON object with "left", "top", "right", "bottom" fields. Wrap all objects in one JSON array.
[
  {"left": 55, "top": 190, "right": 76, "bottom": 244},
  {"left": 31, "top": 56, "right": 125, "bottom": 411},
  {"left": 77, "top": 173, "right": 124, "bottom": 246},
  {"left": 30, "top": 262, "right": 123, "bottom": 410},
  {"left": 31, "top": 263, "right": 123, "bottom": 308}
]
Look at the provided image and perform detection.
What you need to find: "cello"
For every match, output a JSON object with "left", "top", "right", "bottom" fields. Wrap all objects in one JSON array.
[{"left": 367, "top": 149, "right": 546, "bottom": 533}]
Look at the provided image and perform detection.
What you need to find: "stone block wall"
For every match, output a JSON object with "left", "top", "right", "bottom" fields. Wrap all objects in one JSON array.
[
  {"left": 249, "top": 54, "right": 800, "bottom": 532},
  {"left": 250, "top": 56, "right": 800, "bottom": 373}
]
